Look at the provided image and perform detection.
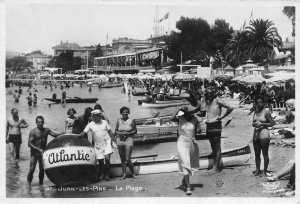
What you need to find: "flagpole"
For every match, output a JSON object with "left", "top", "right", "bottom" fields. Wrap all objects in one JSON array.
[{"left": 168, "top": 12, "right": 170, "bottom": 35}]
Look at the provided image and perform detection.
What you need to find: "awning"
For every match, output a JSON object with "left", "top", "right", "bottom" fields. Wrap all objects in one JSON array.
[{"left": 139, "top": 69, "right": 156, "bottom": 73}]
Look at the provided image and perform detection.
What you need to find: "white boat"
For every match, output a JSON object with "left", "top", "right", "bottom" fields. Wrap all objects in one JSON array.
[
  {"left": 142, "top": 101, "right": 190, "bottom": 108},
  {"left": 110, "top": 145, "right": 251, "bottom": 176}
]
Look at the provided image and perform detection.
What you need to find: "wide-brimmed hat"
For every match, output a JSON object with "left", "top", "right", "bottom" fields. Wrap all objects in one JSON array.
[{"left": 91, "top": 109, "right": 102, "bottom": 115}]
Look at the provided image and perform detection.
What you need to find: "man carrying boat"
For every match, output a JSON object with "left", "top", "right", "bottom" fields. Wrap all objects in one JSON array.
[{"left": 201, "top": 86, "right": 234, "bottom": 174}]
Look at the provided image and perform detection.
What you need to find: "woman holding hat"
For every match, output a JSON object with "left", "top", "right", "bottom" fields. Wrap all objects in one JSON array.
[
  {"left": 171, "top": 106, "right": 200, "bottom": 195},
  {"left": 78, "top": 109, "right": 117, "bottom": 181}
]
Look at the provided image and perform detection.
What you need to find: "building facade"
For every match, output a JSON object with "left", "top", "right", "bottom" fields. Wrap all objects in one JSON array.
[
  {"left": 112, "top": 37, "right": 152, "bottom": 54},
  {"left": 27, "top": 54, "right": 52, "bottom": 70},
  {"left": 52, "top": 41, "right": 94, "bottom": 58}
]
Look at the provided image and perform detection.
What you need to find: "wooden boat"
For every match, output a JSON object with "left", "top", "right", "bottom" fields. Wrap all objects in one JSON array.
[
  {"left": 133, "top": 131, "right": 208, "bottom": 145},
  {"left": 110, "top": 145, "right": 251, "bottom": 176},
  {"left": 132, "top": 91, "right": 150, "bottom": 96},
  {"left": 44, "top": 97, "right": 98, "bottom": 104},
  {"left": 100, "top": 82, "right": 123, "bottom": 88},
  {"left": 138, "top": 95, "right": 190, "bottom": 105},
  {"left": 142, "top": 100, "right": 190, "bottom": 108},
  {"left": 135, "top": 114, "right": 172, "bottom": 125}
]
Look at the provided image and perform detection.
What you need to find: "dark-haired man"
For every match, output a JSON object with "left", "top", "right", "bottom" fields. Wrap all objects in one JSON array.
[
  {"left": 27, "top": 116, "right": 62, "bottom": 186},
  {"left": 202, "top": 86, "right": 234, "bottom": 174}
]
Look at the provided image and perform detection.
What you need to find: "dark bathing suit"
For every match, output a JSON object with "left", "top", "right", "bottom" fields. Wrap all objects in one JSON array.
[
  {"left": 8, "top": 134, "right": 22, "bottom": 144},
  {"left": 206, "top": 121, "right": 222, "bottom": 137}
]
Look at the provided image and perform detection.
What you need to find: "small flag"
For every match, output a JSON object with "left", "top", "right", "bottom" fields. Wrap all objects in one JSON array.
[{"left": 159, "top": 12, "right": 169, "bottom": 22}]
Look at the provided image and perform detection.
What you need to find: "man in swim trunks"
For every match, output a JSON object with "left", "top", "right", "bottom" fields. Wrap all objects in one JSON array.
[
  {"left": 13, "top": 90, "right": 20, "bottom": 103},
  {"left": 27, "top": 116, "right": 62, "bottom": 186},
  {"left": 6, "top": 108, "right": 28, "bottom": 161},
  {"left": 201, "top": 86, "right": 234, "bottom": 173}
]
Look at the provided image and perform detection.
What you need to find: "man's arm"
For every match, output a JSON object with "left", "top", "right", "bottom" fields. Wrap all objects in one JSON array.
[
  {"left": 107, "top": 129, "right": 117, "bottom": 143},
  {"left": 217, "top": 99, "right": 234, "bottom": 120},
  {"left": 20, "top": 119, "right": 29, "bottom": 128},
  {"left": 48, "top": 128, "right": 62, "bottom": 138},
  {"left": 28, "top": 130, "right": 44, "bottom": 154}
]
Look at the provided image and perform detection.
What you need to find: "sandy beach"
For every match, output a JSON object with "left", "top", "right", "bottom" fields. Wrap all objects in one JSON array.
[{"left": 43, "top": 97, "right": 295, "bottom": 198}]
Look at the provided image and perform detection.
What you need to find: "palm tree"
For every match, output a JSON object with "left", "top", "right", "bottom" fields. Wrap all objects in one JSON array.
[
  {"left": 245, "top": 19, "right": 282, "bottom": 62},
  {"left": 224, "top": 31, "right": 248, "bottom": 66}
]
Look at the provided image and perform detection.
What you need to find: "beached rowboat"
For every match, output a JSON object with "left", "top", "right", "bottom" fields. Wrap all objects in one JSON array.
[
  {"left": 132, "top": 91, "right": 150, "bottom": 96},
  {"left": 100, "top": 83, "right": 123, "bottom": 88},
  {"left": 44, "top": 97, "right": 98, "bottom": 104},
  {"left": 110, "top": 145, "right": 251, "bottom": 176},
  {"left": 135, "top": 114, "right": 172, "bottom": 125},
  {"left": 137, "top": 95, "right": 190, "bottom": 105},
  {"left": 142, "top": 101, "right": 190, "bottom": 108},
  {"left": 133, "top": 131, "right": 208, "bottom": 145}
]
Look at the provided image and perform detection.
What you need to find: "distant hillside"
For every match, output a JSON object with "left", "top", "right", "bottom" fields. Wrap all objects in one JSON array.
[{"left": 6, "top": 51, "right": 19, "bottom": 59}]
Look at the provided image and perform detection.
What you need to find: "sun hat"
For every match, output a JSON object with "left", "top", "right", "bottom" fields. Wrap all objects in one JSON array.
[{"left": 91, "top": 109, "right": 102, "bottom": 115}]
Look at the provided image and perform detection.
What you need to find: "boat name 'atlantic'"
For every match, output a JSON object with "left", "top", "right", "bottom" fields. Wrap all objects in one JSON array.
[{"left": 47, "top": 150, "right": 90, "bottom": 164}]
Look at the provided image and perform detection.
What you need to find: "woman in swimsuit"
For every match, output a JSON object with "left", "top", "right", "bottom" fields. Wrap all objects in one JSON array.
[
  {"left": 252, "top": 96, "right": 275, "bottom": 176},
  {"left": 115, "top": 107, "right": 137, "bottom": 179},
  {"left": 6, "top": 108, "right": 28, "bottom": 161},
  {"left": 64, "top": 108, "right": 77, "bottom": 134}
]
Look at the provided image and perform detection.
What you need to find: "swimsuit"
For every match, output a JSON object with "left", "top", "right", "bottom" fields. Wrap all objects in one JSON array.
[
  {"left": 8, "top": 134, "right": 22, "bottom": 144},
  {"left": 206, "top": 121, "right": 222, "bottom": 137}
]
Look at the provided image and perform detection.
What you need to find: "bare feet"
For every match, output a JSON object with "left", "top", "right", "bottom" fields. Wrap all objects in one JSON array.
[
  {"left": 119, "top": 175, "right": 127, "bottom": 180},
  {"left": 253, "top": 170, "right": 262, "bottom": 176},
  {"left": 105, "top": 176, "right": 111, "bottom": 181},
  {"left": 205, "top": 169, "right": 221, "bottom": 175}
]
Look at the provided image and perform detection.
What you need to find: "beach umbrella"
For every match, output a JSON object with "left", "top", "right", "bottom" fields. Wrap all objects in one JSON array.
[
  {"left": 267, "top": 73, "right": 295, "bottom": 83},
  {"left": 174, "top": 73, "right": 194, "bottom": 81},
  {"left": 244, "top": 75, "right": 267, "bottom": 83},
  {"left": 232, "top": 75, "right": 247, "bottom": 81}
]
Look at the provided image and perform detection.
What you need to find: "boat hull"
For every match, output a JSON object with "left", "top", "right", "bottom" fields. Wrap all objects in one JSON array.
[
  {"left": 44, "top": 98, "right": 98, "bottom": 104},
  {"left": 110, "top": 145, "right": 251, "bottom": 176},
  {"left": 142, "top": 101, "right": 190, "bottom": 108},
  {"left": 100, "top": 83, "right": 123, "bottom": 88}
]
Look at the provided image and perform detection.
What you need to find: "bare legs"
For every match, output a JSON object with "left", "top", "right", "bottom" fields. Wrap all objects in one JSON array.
[
  {"left": 97, "top": 154, "right": 112, "bottom": 181},
  {"left": 208, "top": 136, "right": 221, "bottom": 173},
  {"left": 8, "top": 141, "right": 21, "bottom": 161},
  {"left": 253, "top": 130, "right": 270, "bottom": 176},
  {"left": 118, "top": 145, "right": 136, "bottom": 179},
  {"left": 27, "top": 155, "right": 44, "bottom": 186}
]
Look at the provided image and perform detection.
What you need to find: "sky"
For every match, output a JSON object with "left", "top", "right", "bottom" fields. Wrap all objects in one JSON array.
[{"left": 5, "top": 1, "right": 295, "bottom": 55}]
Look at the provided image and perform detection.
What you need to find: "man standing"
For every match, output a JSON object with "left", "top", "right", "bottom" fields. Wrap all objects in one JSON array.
[
  {"left": 61, "top": 89, "right": 67, "bottom": 105},
  {"left": 6, "top": 108, "right": 28, "bottom": 161},
  {"left": 201, "top": 86, "right": 234, "bottom": 173},
  {"left": 13, "top": 90, "right": 20, "bottom": 103},
  {"left": 27, "top": 116, "right": 62, "bottom": 186}
]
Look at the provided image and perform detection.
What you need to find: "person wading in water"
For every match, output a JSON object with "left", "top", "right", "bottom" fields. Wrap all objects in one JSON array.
[{"left": 27, "top": 116, "right": 62, "bottom": 186}]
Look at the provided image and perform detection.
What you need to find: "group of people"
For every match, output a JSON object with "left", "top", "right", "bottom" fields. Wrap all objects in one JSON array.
[
  {"left": 6, "top": 103, "right": 138, "bottom": 187},
  {"left": 6, "top": 76, "right": 295, "bottom": 196}
]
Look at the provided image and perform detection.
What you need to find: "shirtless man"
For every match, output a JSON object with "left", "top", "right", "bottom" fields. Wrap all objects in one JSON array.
[
  {"left": 13, "top": 90, "right": 20, "bottom": 103},
  {"left": 6, "top": 108, "right": 28, "bottom": 161},
  {"left": 27, "top": 116, "right": 62, "bottom": 186},
  {"left": 201, "top": 86, "right": 234, "bottom": 173}
]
